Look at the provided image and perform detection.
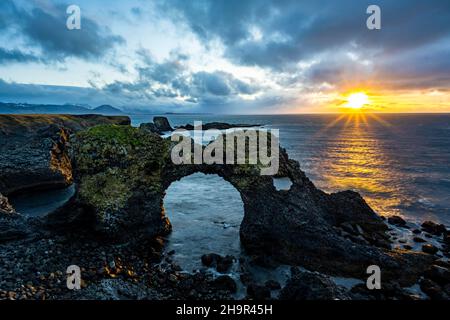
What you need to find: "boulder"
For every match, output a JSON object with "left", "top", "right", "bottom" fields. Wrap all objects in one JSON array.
[
  {"left": 153, "top": 116, "right": 173, "bottom": 132},
  {"left": 212, "top": 276, "right": 237, "bottom": 293},
  {"left": 0, "top": 193, "right": 15, "bottom": 215},
  {"left": 177, "top": 122, "right": 260, "bottom": 131},
  {"left": 424, "top": 265, "right": 450, "bottom": 286},
  {"left": 388, "top": 216, "right": 407, "bottom": 227},
  {"left": 139, "top": 122, "right": 162, "bottom": 135},
  {"left": 201, "top": 253, "right": 234, "bottom": 273},
  {"left": 421, "top": 221, "right": 447, "bottom": 236},
  {"left": 247, "top": 284, "right": 271, "bottom": 300},
  {"left": 0, "top": 193, "right": 31, "bottom": 243},
  {"left": 422, "top": 244, "right": 439, "bottom": 255},
  {"left": 280, "top": 269, "right": 350, "bottom": 300}
]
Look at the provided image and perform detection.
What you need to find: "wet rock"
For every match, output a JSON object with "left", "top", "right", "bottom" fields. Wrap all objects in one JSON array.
[
  {"left": 153, "top": 117, "right": 173, "bottom": 132},
  {"left": 420, "top": 279, "right": 449, "bottom": 300},
  {"left": 412, "top": 229, "right": 421, "bottom": 234},
  {"left": 177, "top": 122, "right": 260, "bottom": 131},
  {"left": 212, "top": 276, "right": 237, "bottom": 293},
  {"left": 0, "top": 193, "right": 15, "bottom": 215},
  {"left": 280, "top": 270, "right": 350, "bottom": 300},
  {"left": 443, "top": 234, "right": 450, "bottom": 245},
  {"left": 265, "top": 280, "right": 281, "bottom": 290},
  {"left": 421, "top": 221, "right": 447, "bottom": 236},
  {"left": 413, "top": 237, "right": 426, "bottom": 243},
  {"left": 201, "top": 254, "right": 234, "bottom": 273},
  {"left": 422, "top": 244, "right": 439, "bottom": 255},
  {"left": 139, "top": 122, "right": 162, "bottom": 135},
  {"left": 424, "top": 265, "right": 450, "bottom": 286},
  {"left": 247, "top": 284, "right": 271, "bottom": 300},
  {"left": 201, "top": 253, "right": 221, "bottom": 267},
  {"left": 388, "top": 216, "right": 407, "bottom": 227}
]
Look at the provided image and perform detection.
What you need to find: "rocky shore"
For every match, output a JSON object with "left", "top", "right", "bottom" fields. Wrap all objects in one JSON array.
[
  {"left": 0, "top": 114, "right": 130, "bottom": 196},
  {"left": 1, "top": 115, "right": 450, "bottom": 300}
]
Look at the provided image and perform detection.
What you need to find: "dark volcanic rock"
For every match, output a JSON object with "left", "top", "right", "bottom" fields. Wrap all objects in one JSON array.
[
  {"left": 247, "top": 284, "right": 271, "bottom": 300},
  {"left": 421, "top": 221, "right": 447, "bottom": 236},
  {"left": 420, "top": 278, "right": 449, "bottom": 300},
  {"left": 0, "top": 198, "right": 30, "bottom": 243},
  {"left": 153, "top": 116, "right": 173, "bottom": 132},
  {"left": 0, "top": 193, "right": 15, "bottom": 215},
  {"left": 422, "top": 244, "right": 439, "bottom": 255},
  {"left": 280, "top": 269, "right": 350, "bottom": 300},
  {"left": 139, "top": 122, "right": 162, "bottom": 135},
  {"left": 177, "top": 122, "right": 260, "bottom": 131},
  {"left": 212, "top": 276, "right": 237, "bottom": 293},
  {"left": 47, "top": 125, "right": 434, "bottom": 283},
  {"left": 201, "top": 253, "right": 234, "bottom": 273},
  {"left": 0, "top": 114, "right": 130, "bottom": 195},
  {"left": 424, "top": 265, "right": 450, "bottom": 286},
  {"left": 265, "top": 280, "right": 281, "bottom": 290},
  {"left": 388, "top": 216, "right": 407, "bottom": 227}
]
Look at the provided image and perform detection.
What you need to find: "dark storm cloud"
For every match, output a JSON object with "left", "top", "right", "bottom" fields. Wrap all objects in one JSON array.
[
  {"left": 162, "top": 0, "right": 450, "bottom": 68},
  {"left": 0, "top": 48, "right": 40, "bottom": 64},
  {"left": 161, "top": 0, "right": 450, "bottom": 91},
  {"left": 0, "top": 0, "right": 124, "bottom": 63},
  {"left": 104, "top": 50, "right": 261, "bottom": 106}
]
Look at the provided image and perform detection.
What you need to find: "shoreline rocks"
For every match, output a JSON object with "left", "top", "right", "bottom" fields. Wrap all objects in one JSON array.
[
  {"left": 0, "top": 193, "right": 15, "bottom": 215},
  {"left": 176, "top": 122, "right": 260, "bottom": 131},
  {"left": 153, "top": 116, "right": 173, "bottom": 132},
  {"left": 0, "top": 114, "right": 130, "bottom": 196}
]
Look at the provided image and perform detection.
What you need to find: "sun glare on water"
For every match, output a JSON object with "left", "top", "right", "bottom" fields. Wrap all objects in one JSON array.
[{"left": 346, "top": 92, "right": 370, "bottom": 110}]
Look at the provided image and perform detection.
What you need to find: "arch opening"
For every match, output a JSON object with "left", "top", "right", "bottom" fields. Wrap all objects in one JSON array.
[{"left": 162, "top": 172, "right": 245, "bottom": 273}]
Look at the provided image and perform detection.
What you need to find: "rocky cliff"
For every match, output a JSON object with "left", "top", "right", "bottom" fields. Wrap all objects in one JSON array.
[{"left": 0, "top": 114, "right": 130, "bottom": 195}]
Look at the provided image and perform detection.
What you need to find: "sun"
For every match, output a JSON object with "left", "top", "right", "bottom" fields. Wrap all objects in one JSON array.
[{"left": 346, "top": 92, "right": 370, "bottom": 110}]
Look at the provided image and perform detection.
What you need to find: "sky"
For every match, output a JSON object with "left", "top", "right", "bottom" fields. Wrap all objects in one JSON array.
[{"left": 0, "top": 0, "right": 450, "bottom": 114}]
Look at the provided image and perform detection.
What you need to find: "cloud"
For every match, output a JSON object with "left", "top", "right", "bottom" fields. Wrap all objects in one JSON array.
[
  {"left": 161, "top": 0, "right": 450, "bottom": 92},
  {"left": 0, "top": 0, "right": 124, "bottom": 63},
  {"left": 103, "top": 49, "right": 262, "bottom": 107},
  {"left": 163, "top": 0, "right": 450, "bottom": 68},
  {"left": 0, "top": 48, "right": 41, "bottom": 64}
]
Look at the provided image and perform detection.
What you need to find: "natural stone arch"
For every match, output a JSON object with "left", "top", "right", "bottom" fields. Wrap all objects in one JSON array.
[{"left": 47, "top": 124, "right": 432, "bottom": 283}]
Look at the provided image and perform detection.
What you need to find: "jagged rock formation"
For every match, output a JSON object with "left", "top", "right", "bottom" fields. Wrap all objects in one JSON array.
[
  {"left": 47, "top": 124, "right": 433, "bottom": 283},
  {"left": 153, "top": 116, "right": 173, "bottom": 132},
  {"left": 0, "top": 114, "right": 130, "bottom": 195},
  {"left": 0, "top": 193, "right": 14, "bottom": 215},
  {"left": 0, "top": 193, "right": 30, "bottom": 243},
  {"left": 176, "top": 122, "right": 260, "bottom": 130}
]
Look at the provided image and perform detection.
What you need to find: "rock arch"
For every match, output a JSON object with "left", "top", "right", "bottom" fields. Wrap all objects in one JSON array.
[{"left": 47, "top": 125, "right": 432, "bottom": 282}]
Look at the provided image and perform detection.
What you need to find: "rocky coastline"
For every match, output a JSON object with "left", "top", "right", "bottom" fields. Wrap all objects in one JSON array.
[{"left": 1, "top": 114, "right": 450, "bottom": 300}]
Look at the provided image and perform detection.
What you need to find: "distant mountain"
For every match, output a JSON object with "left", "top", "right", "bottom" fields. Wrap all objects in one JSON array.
[
  {"left": 0, "top": 102, "right": 124, "bottom": 115},
  {"left": 91, "top": 105, "right": 124, "bottom": 115}
]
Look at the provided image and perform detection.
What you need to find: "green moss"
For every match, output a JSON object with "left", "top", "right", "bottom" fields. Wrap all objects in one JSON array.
[
  {"left": 79, "top": 168, "right": 132, "bottom": 214},
  {"left": 80, "top": 125, "right": 143, "bottom": 146}
]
